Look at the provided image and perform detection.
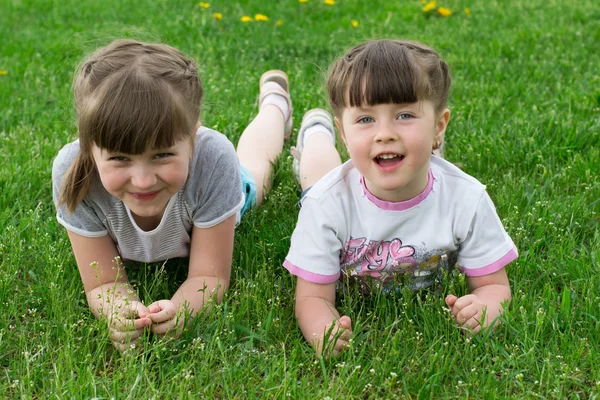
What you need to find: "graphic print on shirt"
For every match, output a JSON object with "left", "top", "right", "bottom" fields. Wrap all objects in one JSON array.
[{"left": 339, "top": 236, "right": 457, "bottom": 294}]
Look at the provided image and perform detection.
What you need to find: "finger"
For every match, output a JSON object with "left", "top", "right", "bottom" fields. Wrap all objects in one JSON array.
[
  {"left": 450, "top": 295, "right": 476, "bottom": 317},
  {"left": 118, "top": 301, "right": 150, "bottom": 319},
  {"left": 132, "top": 301, "right": 150, "bottom": 318},
  {"left": 333, "top": 339, "right": 350, "bottom": 356},
  {"left": 456, "top": 306, "right": 479, "bottom": 326},
  {"left": 336, "top": 327, "right": 353, "bottom": 342},
  {"left": 334, "top": 339, "right": 350, "bottom": 353},
  {"left": 109, "top": 328, "right": 145, "bottom": 344},
  {"left": 151, "top": 316, "right": 185, "bottom": 337},
  {"left": 338, "top": 315, "right": 352, "bottom": 330},
  {"left": 462, "top": 316, "right": 482, "bottom": 331},
  {"left": 110, "top": 315, "right": 151, "bottom": 332},
  {"left": 147, "top": 304, "right": 162, "bottom": 314},
  {"left": 147, "top": 301, "right": 177, "bottom": 324},
  {"left": 108, "top": 302, "right": 150, "bottom": 329},
  {"left": 445, "top": 295, "right": 458, "bottom": 307}
]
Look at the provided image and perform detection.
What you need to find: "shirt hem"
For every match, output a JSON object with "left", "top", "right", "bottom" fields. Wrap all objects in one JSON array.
[
  {"left": 283, "top": 259, "right": 340, "bottom": 284},
  {"left": 193, "top": 197, "right": 244, "bottom": 228},
  {"left": 458, "top": 246, "right": 518, "bottom": 277},
  {"left": 56, "top": 214, "right": 108, "bottom": 238}
]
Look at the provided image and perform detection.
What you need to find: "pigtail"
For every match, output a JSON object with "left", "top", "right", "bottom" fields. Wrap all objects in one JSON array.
[{"left": 58, "top": 151, "right": 96, "bottom": 213}]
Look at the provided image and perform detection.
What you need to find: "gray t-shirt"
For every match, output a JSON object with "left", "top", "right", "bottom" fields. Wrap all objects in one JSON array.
[{"left": 52, "top": 126, "right": 244, "bottom": 263}]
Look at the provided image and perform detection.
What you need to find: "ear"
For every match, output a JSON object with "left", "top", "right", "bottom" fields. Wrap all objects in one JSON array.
[
  {"left": 434, "top": 108, "right": 450, "bottom": 148},
  {"left": 334, "top": 117, "right": 347, "bottom": 147}
]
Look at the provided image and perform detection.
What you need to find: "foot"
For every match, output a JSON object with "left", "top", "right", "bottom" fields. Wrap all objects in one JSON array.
[
  {"left": 290, "top": 108, "right": 335, "bottom": 185},
  {"left": 259, "top": 70, "right": 293, "bottom": 139}
]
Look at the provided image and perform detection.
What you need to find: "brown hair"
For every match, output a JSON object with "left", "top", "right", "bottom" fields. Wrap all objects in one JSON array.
[
  {"left": 327, "top": 39, "right": 451, "bottom": 117},
  {"left": 60, "top": 39, "right": 203, "bottom": 213}
]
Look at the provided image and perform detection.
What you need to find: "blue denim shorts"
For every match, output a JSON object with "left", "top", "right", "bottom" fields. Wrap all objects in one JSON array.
[
  {"left": 239, "top": 164, "right": 257, "bottom": 219},
  {"left": 297, "top": 186, "right": 312, "bottom": 208}
]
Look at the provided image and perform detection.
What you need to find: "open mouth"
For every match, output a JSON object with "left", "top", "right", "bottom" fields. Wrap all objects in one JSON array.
[{"left": 374, "top": 154, "right": 405, "bottom": 167}]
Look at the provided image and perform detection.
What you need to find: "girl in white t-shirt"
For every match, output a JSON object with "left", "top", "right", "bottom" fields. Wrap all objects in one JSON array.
[
  {"left": 285, "top": 39, "right": 517, "bottom": 357},
  {"left": 52, "top": 39, "right": 293, "bottom": 352}
]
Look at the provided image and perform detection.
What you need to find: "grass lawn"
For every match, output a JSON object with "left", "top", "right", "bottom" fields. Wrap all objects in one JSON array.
[{"left": 1, "top": 0, "right": 599, "bottom": 398}]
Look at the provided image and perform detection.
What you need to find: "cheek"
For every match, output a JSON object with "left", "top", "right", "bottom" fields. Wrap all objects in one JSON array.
[
  {"left": 164, "top": 163, "right": 189, "bottom": 188},
  {"left": 98, "top": 168, "right": 129, "bottom": 193}
]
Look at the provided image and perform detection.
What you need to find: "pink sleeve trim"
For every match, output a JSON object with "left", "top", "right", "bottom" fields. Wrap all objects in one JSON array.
[
  {"left": 283, "top": 259, "right": 340, "bottom": 284},
  {"left": 459, "top": 247, "right": 518, "bottom": 277}
]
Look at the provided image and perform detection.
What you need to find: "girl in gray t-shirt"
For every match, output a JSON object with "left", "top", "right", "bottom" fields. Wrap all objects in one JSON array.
[{"left": 52, "top": 39, "right": 293, "bottom": 352}]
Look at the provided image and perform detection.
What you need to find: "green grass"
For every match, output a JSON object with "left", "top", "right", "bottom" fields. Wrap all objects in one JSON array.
[{"left": 1, "top": 0, "right": 599, "bottom": 398}]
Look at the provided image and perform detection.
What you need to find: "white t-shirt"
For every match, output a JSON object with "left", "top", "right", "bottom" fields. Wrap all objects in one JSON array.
[
  {"left": 284, "top": 156, "right": 517, "bottom": 293},
  {"left": 52, "top": 127, "right": 244, "bottom": 263}
]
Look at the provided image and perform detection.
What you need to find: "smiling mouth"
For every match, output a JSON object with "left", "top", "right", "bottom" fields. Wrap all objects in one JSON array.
[
  {"left": 130, "top": 190, "right": 161, "bottom": 201},
  {"left": 375, "top": 154, "right": 405, "bottom": 166}
]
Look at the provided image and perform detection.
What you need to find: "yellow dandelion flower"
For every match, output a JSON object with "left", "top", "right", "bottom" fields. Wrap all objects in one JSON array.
[
  {"left": 299, "top": 0, "right": 308, "bottom": 2},
  {"left": 351, "top": 20, "right": 359, "bottom": 28},
  {"left": 464, "top": 8, "right": 471, "bottom": 16},
  {"left": 255, "top": 14, "right": 269, "bottom": 21},
  {"left": 324, "top": 0, "right": 335, "bottom": 5},
  {"left": 199, "top": 2, "right": 210, "bottom": 8},
  {"left": 0, "top": 70, "right": 7, "bottom": 75},
  {"left": 277, "top": 19, "right": 283, "bottom": 26},
  {"left": 422, "top": 1, "right": 436, "bottom": 12},
  {"left": 437, "top": 7, "right": 451, "bottom": 17},
  {"left": 240, "top": 15, "right": 253, "bottom": 22},
  {"left": 213, "top": 12, "right": 222, "bottom": 20}
]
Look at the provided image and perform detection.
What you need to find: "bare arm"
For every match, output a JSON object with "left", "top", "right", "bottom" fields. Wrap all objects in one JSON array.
[
  {"left": 147, "top": 214, "right": 236, "bottom": 336},
  {"left": 66, "top": 230, "right": 150, "bottom": 350},
  {"left": 295, "top": 277, "right": 352, "bottom": 357}
]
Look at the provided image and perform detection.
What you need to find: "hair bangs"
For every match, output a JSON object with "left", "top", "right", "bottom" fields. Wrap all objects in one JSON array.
[
  {"left": 80, "top": 68, "right": 193, "bottom": 155},
  {"left": 346, "top": 44, "right": 431, "bottom": 108}
]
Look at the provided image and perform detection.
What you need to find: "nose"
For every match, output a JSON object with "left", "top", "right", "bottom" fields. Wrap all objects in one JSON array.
[
  {"left": 375, "top": 121, "right": 397, "bottom": 143},
  {"left": 130, "top": 164, "right": 157, "bottom": 189}
]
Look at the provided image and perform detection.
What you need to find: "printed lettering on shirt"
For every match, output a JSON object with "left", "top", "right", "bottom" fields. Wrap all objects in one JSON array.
[{"left": 339, "top": 236, "right": 457, "bottom": 293}]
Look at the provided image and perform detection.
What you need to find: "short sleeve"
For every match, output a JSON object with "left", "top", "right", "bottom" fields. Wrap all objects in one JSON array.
[
  {"left": 457, "top": 191, "right": 518, "bottom": 276},
  {"left": 283, "top": 198, "right": 342, "bottom": 284},
  {"left": 52, "top": 142, "right": 108, "bottom": 237},
  {"left": 189, "top": 130, "right": 244, "bottom": 228}
]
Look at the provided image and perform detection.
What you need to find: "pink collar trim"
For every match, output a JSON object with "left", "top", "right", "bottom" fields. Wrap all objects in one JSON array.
[{"left": 361, "top": 169, "right": 435, "bottom": 211}]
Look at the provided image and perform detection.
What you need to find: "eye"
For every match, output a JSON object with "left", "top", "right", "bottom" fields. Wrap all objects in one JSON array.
[
  {"left": 154, "top": 153, "right": 172, "bottom": 159},
  {"left": 357, "top": 116, "right": 374, "bottom": 124},
  {"left": 397, "top": 113, "right": 413, "bottom": 120},
  {"left": 109, "top": 156, "right": 129, "bottom": 162}
]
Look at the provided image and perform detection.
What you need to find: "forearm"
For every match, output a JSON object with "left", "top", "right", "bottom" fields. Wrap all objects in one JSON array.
[
  {"left": 296, "top": 296, "right": 341, "bottom": 347},
  {"left": 86, "top": 281, "right": 140, "bottom": 319},
  {"left": 170, "top": 275, "right": 229, "bottom": 317}
]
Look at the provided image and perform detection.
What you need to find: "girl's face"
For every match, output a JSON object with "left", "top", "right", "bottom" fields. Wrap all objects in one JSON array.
[
  {"left": 336, "top": 100, "right": 449, "bottom": 202},
  {"left": 92, "top": 137, "right": 193, "bottom": 220}
]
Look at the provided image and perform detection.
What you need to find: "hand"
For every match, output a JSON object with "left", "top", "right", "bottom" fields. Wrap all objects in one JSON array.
[
  {"left": 144, "top": 300, "right": 186, "bottom": 338},
  {"left": 445, "top": 294, "right": 487, "bottom": 334},
  {"left": 107, "top": 300, "right": 151, "bottom": 352},
  {"left": 317, "top": 315, "right": 353, "bottom": 358}
]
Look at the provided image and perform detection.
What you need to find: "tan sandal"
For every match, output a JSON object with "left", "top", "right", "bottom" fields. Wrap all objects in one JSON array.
[{"left": 259, "top": 70, "right": 293, "bottom": 139}]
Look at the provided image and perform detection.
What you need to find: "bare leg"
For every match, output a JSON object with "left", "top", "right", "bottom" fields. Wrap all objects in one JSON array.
[
  {"left": 299, "top": 131, "right": 342, "bottom": 191},
  {"left": 236, "top": 104, "right": 285, "bottom": 206}
]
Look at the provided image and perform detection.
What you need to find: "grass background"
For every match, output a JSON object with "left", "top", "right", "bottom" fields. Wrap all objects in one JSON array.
[{"left": 1, "top": 0, "right": 599, "bottom": 398}]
